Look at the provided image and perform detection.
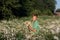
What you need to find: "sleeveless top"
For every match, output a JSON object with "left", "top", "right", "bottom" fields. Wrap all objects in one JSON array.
[{"left": 32, "top": 20, "right": 40, "bottom": 33}]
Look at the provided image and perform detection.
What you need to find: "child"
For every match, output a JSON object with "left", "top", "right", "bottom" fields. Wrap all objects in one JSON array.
[
  {"left": 25, "top": 14, "right": 40, "bottom": 34},
  {"left": 30, "top": 14, "right": 40, "bottom": 34},
  {"left": 24, "top": 14, "right": 40, "bottom": 39}
]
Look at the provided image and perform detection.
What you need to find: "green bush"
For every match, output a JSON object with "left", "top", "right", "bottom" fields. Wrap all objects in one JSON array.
[
  {"left": 42, "top": 9, "right": 53, "bottom": 15},
  {"left": 0, "top": 32, "right": 7, "bottom": 40},
  {"left": 16, "top": 31, "right": 25, "bottom": 40},
  {"left": 30, "top": 9, "right": 42, "bottom": 16}
]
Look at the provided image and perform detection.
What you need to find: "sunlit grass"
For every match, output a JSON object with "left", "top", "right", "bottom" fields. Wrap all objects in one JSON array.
[{"left": 0, "top": 16, "right": 60, "bottom": 40}]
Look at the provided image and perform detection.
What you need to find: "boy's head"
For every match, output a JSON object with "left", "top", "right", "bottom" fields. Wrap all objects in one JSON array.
[{"left": 32, "top": 14, "right": 38, "bottom": 21}]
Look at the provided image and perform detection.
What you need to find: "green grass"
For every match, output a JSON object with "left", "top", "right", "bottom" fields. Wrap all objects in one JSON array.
[{"left": 0, "top": 16, "right": 60, "bottom": 40}]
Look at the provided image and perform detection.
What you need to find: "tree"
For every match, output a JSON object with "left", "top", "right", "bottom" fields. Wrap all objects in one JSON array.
[
  {"left": 0, "top": 0, "right": 56, "bottom": 19},
  {"left": 2, "top": 0, "right": 21, "bottom": 19},
  {"left": 19, "top": 0, "right": 56, "bottom": 15}
]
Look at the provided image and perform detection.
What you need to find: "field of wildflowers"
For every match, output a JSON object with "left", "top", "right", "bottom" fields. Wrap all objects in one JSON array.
[{"left": 0, "top": 16, "right": 60, "bottom": 40}]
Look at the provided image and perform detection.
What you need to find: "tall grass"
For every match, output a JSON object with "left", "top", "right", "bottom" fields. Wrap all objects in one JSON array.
[{"left": 0, "top": 16, "right": 60, "bottom": 40}]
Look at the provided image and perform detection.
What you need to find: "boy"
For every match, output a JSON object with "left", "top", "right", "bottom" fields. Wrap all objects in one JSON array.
[
  {"left": 25, "top": 14, "right": 40, "bottom": 34},
  {"left": 24, "top": 14, "right": 40, "bottom": 39}
]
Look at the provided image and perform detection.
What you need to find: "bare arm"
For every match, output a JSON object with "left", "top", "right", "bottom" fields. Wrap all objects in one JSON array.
[
  {"left": 24, "top": 21, "right": 36, "bottom": 32},
  {"left": 28, "top": 25, "right": 36, "bottom": 32}
]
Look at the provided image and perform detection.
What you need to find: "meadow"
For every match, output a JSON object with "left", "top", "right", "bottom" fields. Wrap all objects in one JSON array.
[{"left": 0, "top": 16, "right": 60, "bottom": 40}]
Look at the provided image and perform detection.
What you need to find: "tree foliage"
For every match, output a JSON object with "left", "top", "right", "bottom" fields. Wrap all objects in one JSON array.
[{"left": 0, "top": 0, "right": 56, "bottom": 19}]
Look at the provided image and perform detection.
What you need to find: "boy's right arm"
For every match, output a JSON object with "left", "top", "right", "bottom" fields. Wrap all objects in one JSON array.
[
  {"left": 28, "top": 25, "right": 36, "bottom": 32},
  {"left": 24, "top": 21, "right": 36, "bottom": 32}
]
